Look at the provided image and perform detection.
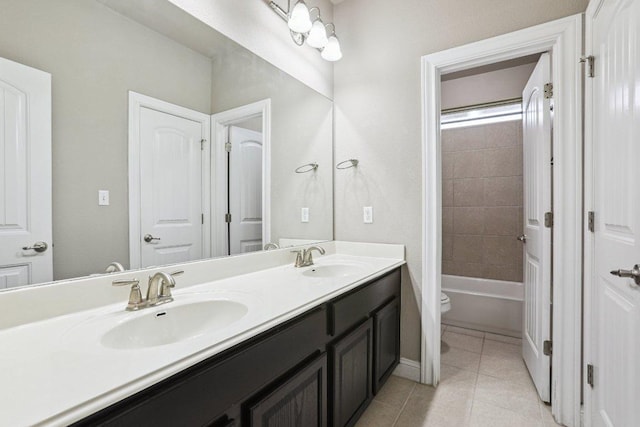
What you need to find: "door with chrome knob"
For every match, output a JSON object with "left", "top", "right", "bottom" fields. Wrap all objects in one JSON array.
[{"left": 0, "top": 57, "right": 53, "bottom": 287}]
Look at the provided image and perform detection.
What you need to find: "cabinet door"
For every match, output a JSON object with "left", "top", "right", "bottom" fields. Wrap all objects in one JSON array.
[
  {"left": 373, "top": 297, "right": 400, "bottom": 394},
  {"left": 247, "top": 353, "right": 328, "bottom": 427},
  {"left": 331, "top": 318, "right": 373, "bottom": 427}
]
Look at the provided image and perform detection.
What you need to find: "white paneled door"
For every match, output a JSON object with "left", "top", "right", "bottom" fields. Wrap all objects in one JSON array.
[
  {"left": 139, "top": 107, "right": 205, "bottom": 267},
  {"left": 0, "top": 57, "right": 52, "bottom": 288},
  {"left": 589, "top": 0, "right": 640, "bottom": 425},
  {"left": 229, "top": 126, "right": 263, "bottom": 255},
  {"left": 521, "top": 53, "right": 552, "bottom": 403}
]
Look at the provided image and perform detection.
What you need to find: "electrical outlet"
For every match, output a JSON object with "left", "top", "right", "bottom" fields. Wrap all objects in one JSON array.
[
  {"left": 301, "top": 207, "right": 309, "bottom": 223},
  {"left": 363, "top": 206, "right": 373, "bottom": 223},
  {"left": 98, "top": 190, "right": 110, "bottom": 206}
]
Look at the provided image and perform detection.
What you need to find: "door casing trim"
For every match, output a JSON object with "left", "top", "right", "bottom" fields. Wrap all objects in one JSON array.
[
  {"left": 210, "top": 99, "right": 272, "bottom": 257},
  {"left": 420, "top": 14, "right": 583, "bottom": 426}
]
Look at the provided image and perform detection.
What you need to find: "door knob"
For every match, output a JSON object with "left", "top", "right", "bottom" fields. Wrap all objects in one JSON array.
[
  {"left": 610, "top": 264, "right": 640, "bottom": 285},
  {"left": 143, "top": 234, "right": 161, "bottom": 243},
  {"left": 517, "top": 234, "right": 527, "bottom": 243},
  {"left": 22, "top": 241, "right": 48, "bottom": 253}
]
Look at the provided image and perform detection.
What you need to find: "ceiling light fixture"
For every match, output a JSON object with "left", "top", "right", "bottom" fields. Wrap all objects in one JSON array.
[
  {"left": 287, "top": 0, "right": 312, "bottom": 33},
  {"left": 268, "top": 0, "right": 342, "bottom": 61},
  {"left": 320, "top": 24, "right": 342, "bottom": 61}
]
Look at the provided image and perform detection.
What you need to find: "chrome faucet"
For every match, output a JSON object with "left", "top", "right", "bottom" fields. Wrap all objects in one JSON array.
[
  {"left": 146, "top": 270, "right": 183, "bottom": 306},
  {"left": 112, "top": 270, "right": 183, "bottom": 311},
  {"left": 292, "top": 246, "right": 325, "bottom": 268}
]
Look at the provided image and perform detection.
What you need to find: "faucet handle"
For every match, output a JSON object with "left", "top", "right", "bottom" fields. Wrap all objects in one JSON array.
[
  {"left": 112, "top": 279, "right": 144, "bottom": 311},
  {"left": 112, "top": 278, "right": 139, "bottom": 287},
  {"left": 291, "top": 250, "right": 304, "bottom": 268}
]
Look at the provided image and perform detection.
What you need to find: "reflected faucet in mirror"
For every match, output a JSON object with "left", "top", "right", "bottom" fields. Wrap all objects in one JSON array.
[
  {"left": 264, "top": 243, "right": 280, "bottom": 250},
  {"left": 105, "top": 262, "right": 125, "bottom": 273}
]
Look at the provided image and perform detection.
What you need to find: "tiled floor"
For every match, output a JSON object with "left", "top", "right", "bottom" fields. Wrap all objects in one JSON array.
[{"left": 355, "top": 325, "right": 562, "bottom": 427}]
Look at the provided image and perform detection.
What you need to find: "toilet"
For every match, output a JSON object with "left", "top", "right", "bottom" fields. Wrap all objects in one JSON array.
[{"left": 441, "top": 292, "right": 451, "bottom": 313}]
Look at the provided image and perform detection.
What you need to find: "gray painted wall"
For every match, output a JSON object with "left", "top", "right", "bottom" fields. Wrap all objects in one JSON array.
[
  {"left": 332, "top": 0, "right": 589, "bottom": 362},
  {"left": 211, "top": 49, "right": 334, "bottom": 245},
  {"left": 0, "top": 0, "right": 213, "bottom": 280}
]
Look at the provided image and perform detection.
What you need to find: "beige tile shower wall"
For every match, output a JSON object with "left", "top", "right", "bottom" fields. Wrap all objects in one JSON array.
[{"left": 442, "top": 121, "right": 524, "bottom": 283}]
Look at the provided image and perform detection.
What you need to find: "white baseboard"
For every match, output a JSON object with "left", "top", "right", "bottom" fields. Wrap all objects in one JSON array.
[{"left": 392, "top": 357, "right": 421, "bottom": 382}]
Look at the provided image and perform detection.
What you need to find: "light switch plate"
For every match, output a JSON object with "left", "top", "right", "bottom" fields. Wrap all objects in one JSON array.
[
  {"left": 301, "top": 207, "right": 309, "bottom": 223},
  {"left": 363, "top": 206, "right": 373, "bottom": 223},
  {"left": 98, "top": 190, "right": 110, "bottom": 206}
]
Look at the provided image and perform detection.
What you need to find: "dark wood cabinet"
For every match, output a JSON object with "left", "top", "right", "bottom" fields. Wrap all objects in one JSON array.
[
  {"left": 74, "top": 268, "right": 401, "bottom": 427},
  {"left": 373, "top": 297, "right": 400, "bottom": 394},
  {"left": 246, "top": 354, "right": 327, "bottom": 427},
  {"left": 330, "top": 319, "right": 374, "bottom": 427}
]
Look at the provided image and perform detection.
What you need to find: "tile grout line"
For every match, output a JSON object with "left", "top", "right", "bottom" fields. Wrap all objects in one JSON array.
[
  {"left": 467, "top": 334, "right": 485, "bottom": 424},
  {"left": 390, "top": 382, "right": 416, "bottom": 427}
]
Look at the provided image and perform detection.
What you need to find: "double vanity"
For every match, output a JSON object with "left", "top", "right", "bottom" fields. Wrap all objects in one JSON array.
[{"left": 0, "top": 242, "right": 404, "bottom": 426}]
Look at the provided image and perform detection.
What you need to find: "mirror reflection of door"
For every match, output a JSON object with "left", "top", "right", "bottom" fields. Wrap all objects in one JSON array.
[
  {"left": 131, "top": 92, "right": 210, "bottom": 269},
  {"left": 139, "top": 109, "right": 204, "bottom": 267},
  {"left": 228, "top": 124, "right": 263, "bottom": 255},
  {"left": 0, "top": 57, "right": 52, "bottom": 288}
]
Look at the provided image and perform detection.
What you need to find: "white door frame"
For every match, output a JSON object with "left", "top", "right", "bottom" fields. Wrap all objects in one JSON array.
[
  {"left": 128, "top": 91, "right": 211, "bottom": 269},
  {"left": 420, "top": 14, "right": 583, "bottom": 426},
  {"left": 210, "top": 99, "right": 271, "bottom": 257}
]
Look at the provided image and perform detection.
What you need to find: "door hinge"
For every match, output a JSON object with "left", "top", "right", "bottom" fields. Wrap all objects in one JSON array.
[
  {"left": 544, "top": 212, "right": 554, "bottom": 228},
  {"left": 225, "top": 141, "right": 232, "bottom": 152},
  {"left": 201, "top": 213, "right": 204, "bottom": 225},
  {"left": 201, "top": 139, "right": 206, "bottom": 151},
  {"left": 588, "top": 211, "right": 595, "bottom": 232},
  {"left": 543, "top": 340, "right": 553, "bottom": 356},
  {"left": 225, "top": 213, "right": 232, "bottom": 223},
  {"left": 581, "top": 55, "right": 595, "bottom": 78},
  {"left": 544, "top": 83, "right": 553, "bottom": 99},
  {"left": 587, "top": 364, "right": 594, "bottom": 387}
]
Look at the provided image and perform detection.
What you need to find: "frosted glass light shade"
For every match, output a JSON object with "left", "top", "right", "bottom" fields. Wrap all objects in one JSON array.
[
  {"left": 321, "top": 35, "right": 342, "bottom": 61},
  {"left": 288, "top": 1, "right": 312, "bottom": 34},
  {"left": 306, "top": 19, "right": 328, "bottom": 48}
]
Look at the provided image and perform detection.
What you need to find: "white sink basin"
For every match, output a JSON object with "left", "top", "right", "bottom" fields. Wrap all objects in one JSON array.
[
  {"left": 302, "top": 263, "right": 369, "bottom": 278},
  {"left": 101, "top": 299, "right": 248, "bottom": 350}
]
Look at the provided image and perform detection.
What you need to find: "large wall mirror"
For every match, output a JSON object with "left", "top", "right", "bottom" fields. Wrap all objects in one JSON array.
[{"left": 0, "top": 0, "right": 333, "bottom": 290}]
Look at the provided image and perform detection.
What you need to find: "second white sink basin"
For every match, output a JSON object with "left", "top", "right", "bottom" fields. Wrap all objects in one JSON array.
[
  {"left": 302, "top": 263, "right": 369, "bottom": 278},
  {"left": 101, "top": 299, "right": 248, "bottom": 350}
]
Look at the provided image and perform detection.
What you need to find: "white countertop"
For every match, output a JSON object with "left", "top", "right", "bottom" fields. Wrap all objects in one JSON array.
[{"left": 0, "top": 249, "right": 404, "bottom": 426}]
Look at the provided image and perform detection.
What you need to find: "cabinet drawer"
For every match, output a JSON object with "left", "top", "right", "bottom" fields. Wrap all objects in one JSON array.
[{"left": 329, "top": 269, "right": 400, "bottom": 337}]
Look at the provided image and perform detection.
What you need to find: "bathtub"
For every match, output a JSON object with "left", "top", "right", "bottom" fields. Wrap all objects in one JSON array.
[{"left": 441, "top": 275, "right": 523, "bottom": 338}]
